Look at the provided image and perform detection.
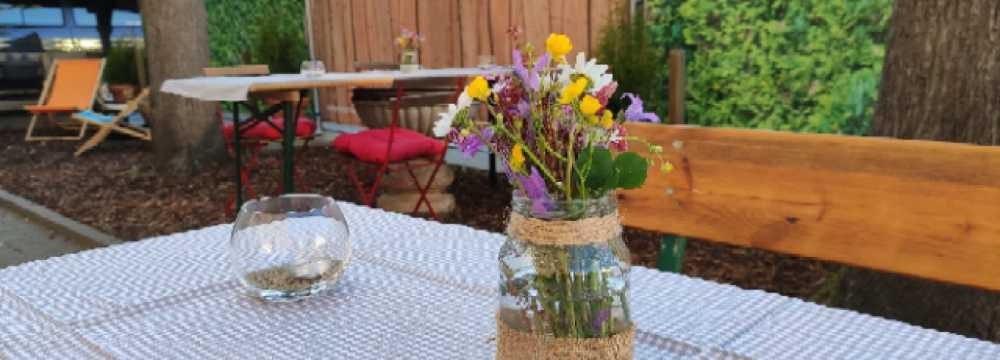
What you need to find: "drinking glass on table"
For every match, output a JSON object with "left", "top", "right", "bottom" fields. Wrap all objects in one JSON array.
[
  {"left": 300, "top": 60, "right": 326, "bottom": 78},
  {"left": 229, "top": 194, "right": 351, "bottom": 302},
  {"left": 477, "top": 54, "right": 495, "bottom": 69}
]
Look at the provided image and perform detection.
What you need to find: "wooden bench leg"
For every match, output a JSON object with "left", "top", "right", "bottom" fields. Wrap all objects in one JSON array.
[{"left": 657, "top": 235, "right": 687, "bottom": 273}]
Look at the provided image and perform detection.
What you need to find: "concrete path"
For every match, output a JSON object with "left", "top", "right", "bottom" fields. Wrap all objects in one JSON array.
[{"left": 0, "top": 205, "right": 88, "bottom": 269}]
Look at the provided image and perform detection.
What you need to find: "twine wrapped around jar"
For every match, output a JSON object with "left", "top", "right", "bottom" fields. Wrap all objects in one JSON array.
[
  {"left": 506, "top": 211, "right": 622, "bottom": 246},
  {"left": 498, "top": 210, "right": 634, "bottom": 359},
  {"left": 496, "top": 313, "right": 635, "bottom": 360}
]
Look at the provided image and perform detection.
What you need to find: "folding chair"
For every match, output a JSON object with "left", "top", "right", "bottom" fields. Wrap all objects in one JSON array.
[
  {"left": 72, "top": 88, "right": 152, "bottom": 156},
  {"left": 24, "top": 58, "right": 105, "bottom": 141},
  {"left": 332, "top": 78, "right": 464, "bottom": 220}
]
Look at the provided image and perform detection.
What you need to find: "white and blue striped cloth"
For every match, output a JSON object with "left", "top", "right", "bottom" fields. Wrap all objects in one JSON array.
[{"left": 1, "top": 203, "right": 997, "bottom": 359}]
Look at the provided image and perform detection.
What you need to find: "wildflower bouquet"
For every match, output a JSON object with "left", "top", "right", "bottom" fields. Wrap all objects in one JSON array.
[
  {"left": 436, "top": 33, "right": 668, "bottom": 355},
  {"left": 434, "top": 33, "right": 667, "bottom": 213},
  {"left": 395, "top": 29, "right": 422, "bottom": 51}
]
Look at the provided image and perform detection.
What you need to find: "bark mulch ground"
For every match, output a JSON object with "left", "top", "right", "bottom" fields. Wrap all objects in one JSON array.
[{"left": 0, "top": 129, "right": 835, "bottom": 300}]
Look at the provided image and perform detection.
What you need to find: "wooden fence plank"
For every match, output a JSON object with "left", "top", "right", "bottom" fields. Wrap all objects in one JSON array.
[
  {"left": 366, "top": 0, "right": 394, "bottom": 63},
  {"left": 350, "top": 0, "right": 371, "bottom": 64},
  {"left": 522, "top": 0, "right": 551, "bottom": 49},
  {"left": 551, "top": 0, "right": 590, "bottom": 57},
  {"left": 458, "top": 0, "right": 479, "bottom": 67},
  {"left": 477, "top": 0, "right": 493, "bottom": 63},
  {"left": 489, "top": 0, "right": 513, "bottom": 65},
  {"left": 417, "top": 0, "right": 456, "bottom": 68},
  {"left": 310, "top": 0, "right": 620, "bottom": 122},
  {"left": 620, "top": 123, "right": 1000, "bottom": 290},
  {"left": 391, "top": 0, "right": 418, "bottom": 36}
]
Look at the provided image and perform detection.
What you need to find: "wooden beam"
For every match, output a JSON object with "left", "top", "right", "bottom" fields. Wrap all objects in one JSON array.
[
  {"left": 667, "top": 49, "right": 685, "bottom": 124},
  {"left": 620, "top": 123, "right": 1000, "bottom": 290}
]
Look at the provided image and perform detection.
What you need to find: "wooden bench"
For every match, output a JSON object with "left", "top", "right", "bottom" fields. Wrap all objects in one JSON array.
[{"left": 620, "top": 123, "right": 1000, "bottom": 291}]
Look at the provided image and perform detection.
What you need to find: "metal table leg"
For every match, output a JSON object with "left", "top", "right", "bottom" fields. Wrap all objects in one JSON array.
[
  {"left": 281, "top": 94, "right": 302, "bottom": 194},
  {"left": 232, "top": 103, "right": 243, "bottom": 215}
]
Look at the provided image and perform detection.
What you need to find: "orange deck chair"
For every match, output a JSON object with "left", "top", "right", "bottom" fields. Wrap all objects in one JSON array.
[{"left": 24, "top": 58, "right": 105, "bottom": 141}]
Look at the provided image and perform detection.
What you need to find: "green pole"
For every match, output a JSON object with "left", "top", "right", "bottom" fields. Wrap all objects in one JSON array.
[
  {"left": 657, "top": 235, "right": 687, "bottom": 273},
  {"left": 282, "top": 100, "right": 295, "bottom": 193}
]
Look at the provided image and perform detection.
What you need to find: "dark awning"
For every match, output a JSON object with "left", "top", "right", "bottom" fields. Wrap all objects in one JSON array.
[{"left": 2, "top": 0, "right": 139, "bottom": 12}]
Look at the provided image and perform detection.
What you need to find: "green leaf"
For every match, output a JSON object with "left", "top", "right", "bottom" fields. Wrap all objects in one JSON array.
[
  {"left": 576, "top": 148, "right": 615, "bottom": 192},
  {"left": 614, "top": 152, "right": 649, "bottom": 189}
]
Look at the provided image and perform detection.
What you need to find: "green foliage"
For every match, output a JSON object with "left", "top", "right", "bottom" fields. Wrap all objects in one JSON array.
[
  {"left": 104, "top": 41, "right": 144, "bottom": 86},
  {"left": 648, "top": 0, "right": 893, "bottom": 135},
  {"left": 205, "top": 0, "right": 309, "bottom": 69},
  {"left": 574, "top": 148, "right": 649, "bottom": 197},
  {"left": 595, "top": 2, "right": 666, "bottom": 114}
]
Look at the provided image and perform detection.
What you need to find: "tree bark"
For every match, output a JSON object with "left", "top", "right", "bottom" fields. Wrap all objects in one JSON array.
[
  {"left": 835, "top": 0, "right": 1000, "bottom": 341},
  {"left": 139, "top": 0, "right": 225, "bottom": 174}
]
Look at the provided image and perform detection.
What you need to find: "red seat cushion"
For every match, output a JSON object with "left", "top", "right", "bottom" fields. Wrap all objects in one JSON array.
[
  {"left": 223, "top": 116, "right": 316, "bottom": 141},
  {"left": 332, "top": 128, "right": 446, "bottom": 163}
]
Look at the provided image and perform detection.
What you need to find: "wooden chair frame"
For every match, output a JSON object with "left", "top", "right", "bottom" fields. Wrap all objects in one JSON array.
[
  {"left": 71, "top": 88, "right": 152, "bottom": 156},
  {"left": 25, "top": 58, "right": 106, "bottom": 141}
]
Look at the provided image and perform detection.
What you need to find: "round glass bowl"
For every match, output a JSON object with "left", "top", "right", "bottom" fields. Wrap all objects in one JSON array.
[{"left": 229, "top": 194, "right": 351, "bottom": 302}]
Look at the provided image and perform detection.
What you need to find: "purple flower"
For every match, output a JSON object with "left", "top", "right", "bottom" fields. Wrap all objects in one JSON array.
[
  {"left": 457, "top": 128, "right": 493, "bottom": 157},
  {"left": 514, "top": 167, "right": 552, "bottom": 215},
  {"left": 593, "top": 309, "right": 611, "bottom": 333},
  {"left": 510, "top": 100, "right": 531, "bottom": 119},
  {"left": 532, "top": 52, "right": 549, "bottom": 89},
  {"left": 622, "top": 92, "right": 660, "bottom": 123},
  {"left": 512, "top": 50, "right": 530, "bottom": 89},
  {"left": 512, "top": 50, "right": 548, "bottom": 91}
]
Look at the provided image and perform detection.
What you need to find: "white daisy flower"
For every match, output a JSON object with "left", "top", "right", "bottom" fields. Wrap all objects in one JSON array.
[
  {"left": 557, "top": 52, "right": 613, "bottom": 93},
  {"left": 433, "top": 92, "right": 473, "bottom": 137}
]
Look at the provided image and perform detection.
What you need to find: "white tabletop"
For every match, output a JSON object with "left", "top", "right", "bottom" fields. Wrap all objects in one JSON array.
[
  {"left": 160, "top": 67, "right": 509, "bottom": 102},
  {"left": 2, "top": 203, "right": 998, "bottom": 359}
]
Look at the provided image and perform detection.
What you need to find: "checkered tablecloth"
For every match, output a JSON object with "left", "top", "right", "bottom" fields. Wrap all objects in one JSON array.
[{"left": 2, "top": 203, "right": 998, "bottom": 359}]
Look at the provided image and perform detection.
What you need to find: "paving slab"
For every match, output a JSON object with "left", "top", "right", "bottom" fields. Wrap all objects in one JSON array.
[{"left": 0, "top": 205, "right": 88, "bottom": 268}]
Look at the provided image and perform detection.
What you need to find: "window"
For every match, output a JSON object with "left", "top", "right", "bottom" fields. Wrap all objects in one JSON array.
[
  {"left": 112, "top": 10, "right": 141, "bottom": 26},
  {"left": 71, "top": 8, "right": 94, "bottom": 26},
  {"left": 73, "top": 8, "right": 142, "bottom": 27},
  {"left": 0, "top": 6, "right": 20, "bottom": 25},
  {"left": 0, "top": 5, "right": 64, "bottom": 26}
]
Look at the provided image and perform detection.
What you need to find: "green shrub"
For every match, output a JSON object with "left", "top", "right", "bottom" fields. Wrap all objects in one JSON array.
[
  {"left": 595, "top": 2, "right": 666, "bottom": 114},
  {"left": 205, "top": 0, "right": 308, "bottom": 68},
  {"left": 648, "top": 0, "right": 892, "bottom": 135},
  {"left": 104, "top": 41, "right": 144, "bottom": 86},
  {"left": 252, "top": 11, "right": 309, "bottom": 74}
]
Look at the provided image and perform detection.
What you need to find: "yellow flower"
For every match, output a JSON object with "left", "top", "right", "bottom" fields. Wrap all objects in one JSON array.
[
  {"left": 587, "top": 115, "right": 599, "bottom": 126},
  {"left": 579, "top": 95, "right": 601, "bottom": 116},
  {"left": 546, "top": 33, "right": 573, "bottom": 59},
  {"left": 600, "top": 110, "right": 614, "bottom": 129},
  {"left": 558, "top": 78, "right": 588, "bottom": 105},
  {"left": 466, "top": 76, "right": 491, "bottom": 102},
  {"left": 510, "top": 144, "right": 526, "bottom": 172},
  {"left": 660, "top": 161, "right": 674, "bottom": 173}
]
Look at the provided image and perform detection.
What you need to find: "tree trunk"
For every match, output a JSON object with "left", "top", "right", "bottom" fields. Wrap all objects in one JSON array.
[
  {"left": 835, "top": 0, "right": 1000, "bottom": 341},
  {"left": 139, "top": 0, "right": 225, "bottom": 174}
]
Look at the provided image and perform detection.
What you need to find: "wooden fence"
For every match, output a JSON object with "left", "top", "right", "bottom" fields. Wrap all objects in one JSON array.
[{"left": 307, "top": 0, "right": 624, "bottom": 123}]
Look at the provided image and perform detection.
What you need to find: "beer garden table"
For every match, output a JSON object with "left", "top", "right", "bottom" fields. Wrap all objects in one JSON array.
[
  {"left": 160, "top": 68, "right": 506, "bottom": 212},
  {"left": 2, "top": 202, "right": 999, "bottom": 359}
]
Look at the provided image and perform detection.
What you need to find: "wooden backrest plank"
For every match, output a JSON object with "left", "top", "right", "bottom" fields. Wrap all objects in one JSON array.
[{"left": 620, "top": 123, "right": 1000, "bottom": 290}]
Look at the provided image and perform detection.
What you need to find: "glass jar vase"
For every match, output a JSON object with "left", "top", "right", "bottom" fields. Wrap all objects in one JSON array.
[
  {"left": 497, "top": 193, "right": 634, "bottom": 358},
  {"left": 400, "top": 49, "right": 419, "bottom": 73}
]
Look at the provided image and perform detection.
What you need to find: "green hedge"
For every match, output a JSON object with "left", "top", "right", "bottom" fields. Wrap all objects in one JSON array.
[
  {"left": 205, "top": 0, "right": 308, "bottom": 69},
  {"left": 649, "top": 0, "right": 893, "bottom": 134}
]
